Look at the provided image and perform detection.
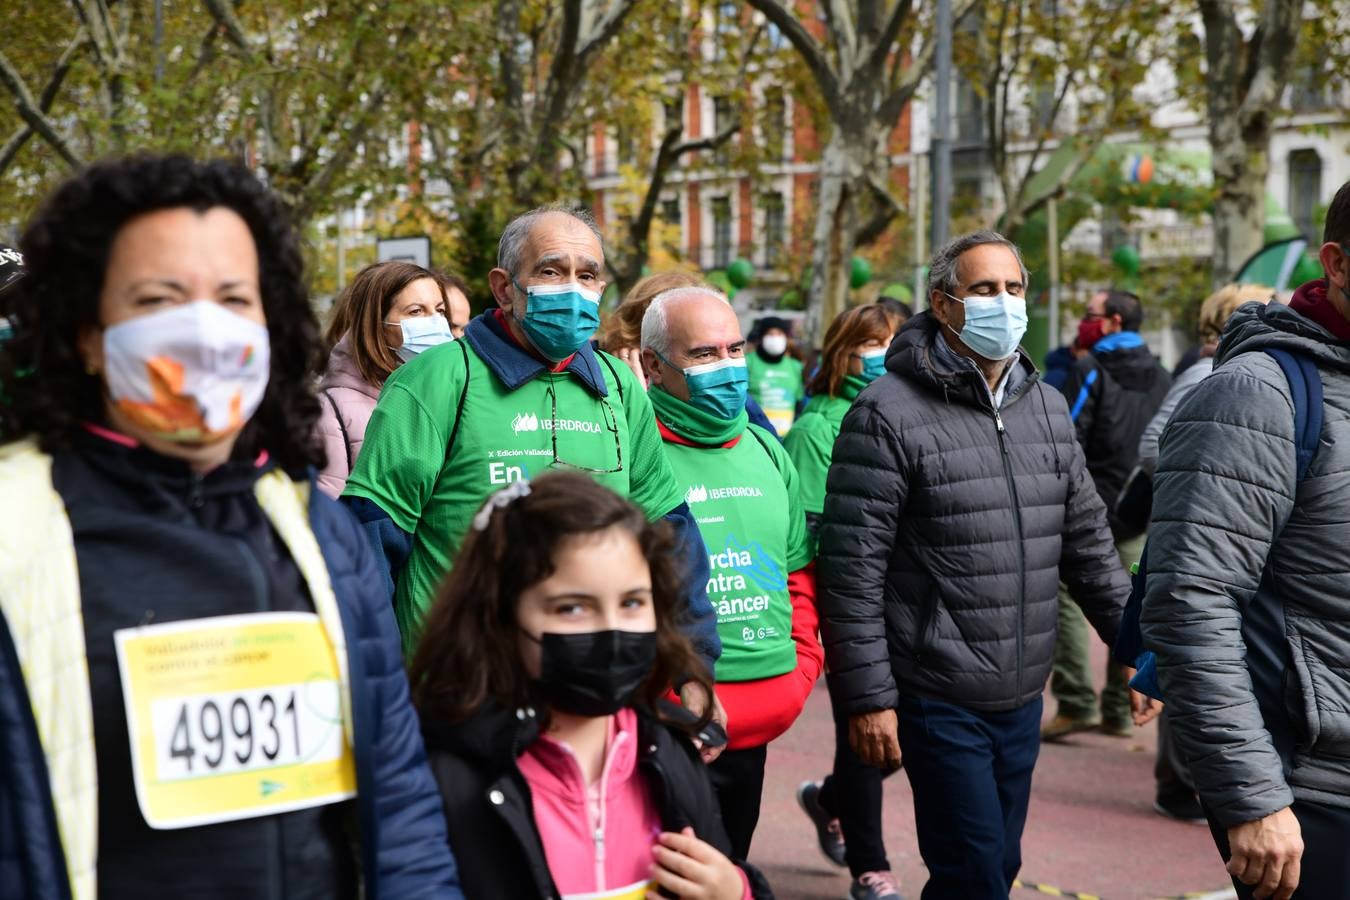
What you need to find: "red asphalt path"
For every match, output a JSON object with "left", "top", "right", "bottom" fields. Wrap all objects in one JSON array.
[{"left": 749, "top": 678, "right": 1234, "bottom": 900}]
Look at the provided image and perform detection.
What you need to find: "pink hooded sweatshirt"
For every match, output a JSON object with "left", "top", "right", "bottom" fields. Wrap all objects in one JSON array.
[
  {"left": 316, "top": 334, "right": 381, "bottom": 498},
  {"left": 517, "top": 709, "right": 751, "bottom": 900}
]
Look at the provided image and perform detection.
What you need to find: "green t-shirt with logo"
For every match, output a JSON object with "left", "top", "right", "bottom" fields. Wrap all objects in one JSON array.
[
  {"left": 343, "top": 340, "right": 684, "bottom": 655},
  {"left": 746, "top": 353, "right": 805, "bottom": 435},
  {"left": 660, "top": 424, "right": 812, "bottom": 684}
]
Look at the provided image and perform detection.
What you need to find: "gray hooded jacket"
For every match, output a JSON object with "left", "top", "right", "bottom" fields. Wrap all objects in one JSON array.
[
  {"left": 818, "top": 312, "right": 1128, "bottom": 714},
  {"left": 1141, "top": 300, "right": 1350, "bottom": 826}
]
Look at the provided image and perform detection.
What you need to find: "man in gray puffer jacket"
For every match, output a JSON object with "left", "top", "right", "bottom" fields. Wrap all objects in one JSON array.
[
  {"left": 818, "top": 231, "right": 1139, "bottom": 899},
  {"left": 1142, "top": 180, "right": 1350, "bottom": 900}
]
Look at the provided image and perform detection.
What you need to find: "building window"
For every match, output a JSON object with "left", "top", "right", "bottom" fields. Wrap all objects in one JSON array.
[
  {"left": 954, "top": 74, "right": 983, "bottom": 145},
  {"left": 762, "top": 193, "right": 785, "bottom": 268},
  {"left": 1289, "top": 149, "right": 1323, "bottom": 241},
  {"left": 712, "top": 197, "right": 733, "bottom": 269},
  {"left": 660, "top": 198, "right": 681, "bottom": 225},
  {"left": 763, "top": 90, "right": 787, "bottom": 160},
  {"left": 713, "top": 97, "right": 735, "bottom": 164}
]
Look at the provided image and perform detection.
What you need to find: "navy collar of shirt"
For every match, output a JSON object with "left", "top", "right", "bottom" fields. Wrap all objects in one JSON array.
[{"left": 464, "top": 310, "right": 611, "bottom": 398}]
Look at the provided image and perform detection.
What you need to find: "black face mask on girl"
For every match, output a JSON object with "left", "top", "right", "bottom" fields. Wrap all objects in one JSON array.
[{"left": 525, "top": 629, "right": 658, "bottom": 717}]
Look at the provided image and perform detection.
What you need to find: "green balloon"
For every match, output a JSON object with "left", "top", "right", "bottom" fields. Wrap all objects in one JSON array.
[
  {"left": 1111, "top": 245, "right": 1141, "bottom": 277},
  {"left": 850, "top": 257, "right": 873, "bottom": 289},
  {"left": 706, "top": 270, "right": 733, "bottom": 294},
  {"left": 727, "top": 258, "right": 754, "bottom": 289},
  {"left": 880, "top": 282, "right": 913, "bottom": 302}
]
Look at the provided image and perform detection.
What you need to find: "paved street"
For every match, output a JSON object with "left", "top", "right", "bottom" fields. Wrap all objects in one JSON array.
[{"left": 749, "top": 670, "right": 1235, "bottom": 899}]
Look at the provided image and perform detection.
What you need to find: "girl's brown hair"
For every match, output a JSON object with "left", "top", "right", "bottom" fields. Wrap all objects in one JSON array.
[
  {"left": 806, "top": 304, "right": 900, "bottom": 397},
  {"left": 597, "top": 270, "right": 707, "bottom": 353},
  {"left": 409, "top": 471, "right": 714, "bottom": 732},
  {"left": 323, "top": 260, "right": 447, "bottom": 386}
]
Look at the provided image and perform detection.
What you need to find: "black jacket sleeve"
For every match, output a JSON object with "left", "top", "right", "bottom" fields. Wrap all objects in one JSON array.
[
  {"left": 817, "top": 401, "right": 909, "bottom": 716},
  {"left": 1057, "top": 426, "right": 1129, "bottom": 647}
]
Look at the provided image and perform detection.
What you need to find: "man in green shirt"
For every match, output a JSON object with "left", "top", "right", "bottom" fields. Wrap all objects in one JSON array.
[
  {"left": 640, "top": 285, "right": 822, "bottom": 860},
  {"left": 341, "top": 206, "right": 720, "bottom": 675},
  {"left": 746, "top": 315, "right": 804, "bottom": 435}
]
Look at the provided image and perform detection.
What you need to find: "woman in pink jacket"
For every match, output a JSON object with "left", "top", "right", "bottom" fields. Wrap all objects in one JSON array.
[{"left": 316, "top": 261, "right": 471, "bottom": 497}]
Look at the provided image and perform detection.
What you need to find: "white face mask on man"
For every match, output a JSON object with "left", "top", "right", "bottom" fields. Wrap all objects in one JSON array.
[{"left": 760, "top": 333, "right": 788, "bottom": 357}]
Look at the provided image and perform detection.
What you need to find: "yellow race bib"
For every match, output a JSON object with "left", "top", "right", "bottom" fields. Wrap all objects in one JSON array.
[{"left": 114, "top": 612, "right": 357, "bottom": 829}]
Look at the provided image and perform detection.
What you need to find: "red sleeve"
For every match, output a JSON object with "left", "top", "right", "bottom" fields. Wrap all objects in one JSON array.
[{"left": 716, "top": 566, "right": 824, "bottom": 750}]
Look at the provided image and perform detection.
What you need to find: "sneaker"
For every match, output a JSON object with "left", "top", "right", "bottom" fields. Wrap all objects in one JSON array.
[
  {"left": 1153, "top": 793, "right": 1207, "bottom": 824},
  {"left": 796, "top": 780, "right": 847, "bottom": 867},
  {"left": 1041, "top": 713, "right": 1102, "bottom": 741},
  {"left": 849, "top": 870, "right": 902, "bottom": 899}
]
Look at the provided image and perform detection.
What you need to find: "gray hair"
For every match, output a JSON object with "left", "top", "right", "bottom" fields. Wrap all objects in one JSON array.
[
  {"left": 497, "top": 204, "right": 604, "bottom": 279},
  {"left": 640, "top": 286, "right": 731, "bottom": 357},
  {"left": 927, "top": 230, "right": 1029, "bottom": 299}
]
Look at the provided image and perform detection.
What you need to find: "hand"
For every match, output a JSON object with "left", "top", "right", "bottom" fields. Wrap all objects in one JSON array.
[
  {"left": 648, "top": 827, "right": 745, "bottom": 900},
  {"left": 848, "top": 709, "right": 901, "bottom": 769},
  {"left": 1130, "top": 689, "right": 1163, "bottom": 727},
  {"left": 679, "top": 683, "right": 728, "bottom": 764},
  {"left": 1226, "top": 807, "right": 1303, "bottom": 900},
  {"left": 616, "top": 347, "right": 649, "bottom": 390}
]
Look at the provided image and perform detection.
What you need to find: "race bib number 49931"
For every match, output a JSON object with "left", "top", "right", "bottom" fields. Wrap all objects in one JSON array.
[{"left": 115, "top": 612, "right": 356, "bottom": 829}]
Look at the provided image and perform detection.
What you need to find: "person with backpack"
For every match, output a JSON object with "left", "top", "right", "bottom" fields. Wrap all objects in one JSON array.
[
  {"left": 413, "top": 473, "right": 769, "bottom": 900},
  {"left": 639, "top": 285, "right": 822, "bottom": 861},
  {"left": 1130, "top": 282, "right": 1277, "bottom": 824},
  {"left": 340, "top": 206, "right": 722, "bottom": 697},
  {"left": 316, "top": 262, "right": 469, "bottom": 498},
  {"left": 1044, "top": 289, "right": 1170, "bottom": 742},
  {"left": 1140, "top": 181, "right": 1350, "bottom": 899}
]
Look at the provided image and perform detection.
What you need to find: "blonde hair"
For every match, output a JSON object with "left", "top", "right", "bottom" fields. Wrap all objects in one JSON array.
[
  {"left": 597, "top": 271, "right": 706, "bottom": 353},
  {"left": 1198, "top": 282, "right": 1275, "bottom": 344}
]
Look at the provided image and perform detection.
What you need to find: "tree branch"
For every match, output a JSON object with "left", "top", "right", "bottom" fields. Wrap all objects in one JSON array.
[
  {"left": 0, "top": 47, "right": 85, "bottom": 169},
  {"left": 1237, "top": 0, "right": 1302, "bottom": 127},
  {"left": 879, "top": 0, "right": 978, "bottom": 123},
  {"left": 854, "top": 173, "right": 903, "bottom": 247},
  {"left": 744, "top": 0, "right": 843, "bottom": 111},
  {"left": 866, "top": 0, "right": 914, "bottom": 78},
  {"left": 201, "top": 0, "right": 255, "bottom": 58}
]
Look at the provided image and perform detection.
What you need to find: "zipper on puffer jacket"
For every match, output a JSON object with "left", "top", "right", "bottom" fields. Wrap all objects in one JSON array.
[{"left": 993, "top": 408, "right": 1028, "bottom": 704}]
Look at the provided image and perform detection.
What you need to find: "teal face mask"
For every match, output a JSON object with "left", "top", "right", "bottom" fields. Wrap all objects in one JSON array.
[
  {"left": 659, "top": 353, "right": 749, "bottom": 420},
  {"left": 515, "top": 281, "right": 602, "bottom": 361},
  {"left": 856, "top": 348, "right": 887, "bottom": 383}
]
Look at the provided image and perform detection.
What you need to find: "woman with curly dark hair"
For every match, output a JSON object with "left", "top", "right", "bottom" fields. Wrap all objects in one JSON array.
[
  {"left": 412, "top": 471, "right": 770, "bottom": 900},
  {"left": 0, "top": 154, "right": 462, "bottom": 900}
]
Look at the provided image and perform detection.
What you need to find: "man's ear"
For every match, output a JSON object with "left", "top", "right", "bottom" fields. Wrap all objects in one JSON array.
[
  {"left": 488, "top": 268, "right": 516, "bottom": 313},
  {"left": 929, "top": 292, "right": 949, "bottom": 326},
  {"left": 1320, "top": 241, "right": 1350, "bottom": 294},
  {"left": 641, "top": 347, "right": 663, "bottom": 386}
]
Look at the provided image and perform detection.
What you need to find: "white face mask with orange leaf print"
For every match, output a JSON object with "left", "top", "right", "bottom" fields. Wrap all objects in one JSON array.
[{"left": 102, "top": 300, "right": 271, "bottom": 443}]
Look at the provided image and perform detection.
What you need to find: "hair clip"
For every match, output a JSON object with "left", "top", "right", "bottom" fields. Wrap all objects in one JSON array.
[{"left": 472, "top": 478, "right": 532, "bottom": 531}]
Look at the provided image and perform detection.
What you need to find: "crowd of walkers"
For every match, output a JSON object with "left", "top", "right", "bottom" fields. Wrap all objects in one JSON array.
[{"left": 1, "top": 151, "right": 1348, "bottom": 900}]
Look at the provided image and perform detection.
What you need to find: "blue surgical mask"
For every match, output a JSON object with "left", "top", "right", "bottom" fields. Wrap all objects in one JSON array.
[
  {"left": 659, "top": 353, "right": 749, "bottom": 420},
  {"left": 516, "top": 281, "right": 601, "bottom": 361},
  {"left": 944, "top": 292, "right": 1028, "bottom": 361},
  {"left": 855, "top": 348, "right": 887, "bottom": 383},
  {"left": 388, "top": 315, "right": 453, "bottom": 362}
]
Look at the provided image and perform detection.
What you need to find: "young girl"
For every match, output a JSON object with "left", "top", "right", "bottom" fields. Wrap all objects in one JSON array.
[{"left": 412, "top": 472, "right": 766, "bottom": 900}]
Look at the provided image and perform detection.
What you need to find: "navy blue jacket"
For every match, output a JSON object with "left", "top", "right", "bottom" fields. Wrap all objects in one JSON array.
[{"left": 0, "top": 448, "right": 462, "bottom": 900}]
